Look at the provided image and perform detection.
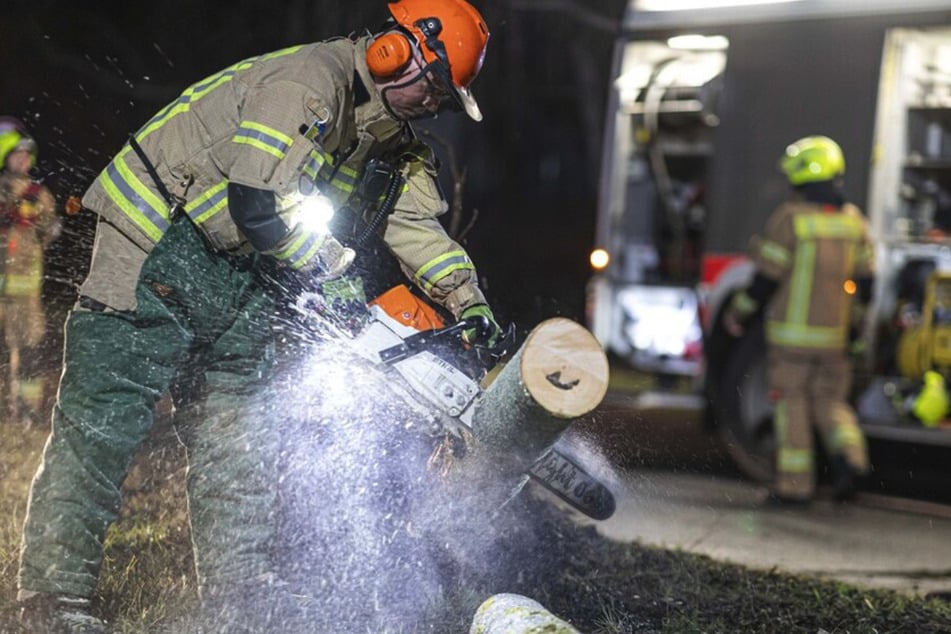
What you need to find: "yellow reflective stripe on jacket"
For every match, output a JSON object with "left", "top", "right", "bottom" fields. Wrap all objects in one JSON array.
[
  {"left": 787, "top": 241, "right": 816, "bottom": 325},
  {"left": 233, "top": 122, "right": 294, "bottom": 159},
  {"left": 302, "top": 150, "right": 329, "bottom": 182},
  {"left": 335, "top": 164, "right": 360, "bottom": 193},
  {"left": 137, "top": 46, "right": 303, "bottom": 141},
  {"left": 415, "top": 250, "right": 475, "bottom": 291},
  {"left": 101, "top": 150, "right": 170, "bottom": 242},
  {"left": 138, "top": 60, "right": 256, "bottom": 140},
  {"left": 793, "top": 212, "right": 865, "bottom": 240},
  {"left": 766, "top": 321, "right": 846, "bottom": 348},
  {"left": 757, "top": 239, "right": 791, "bottom": 270},
  {"left": 302, "top": 146, "right": 413, "bottom": 204},
  {"left": 185, "top": 181, "right": 228, "bottom": 224},
  {"left": 274, "top": 230, "right": 325, "bottom": 270},
  {"left": 302, "top": 149, "right": 360, "bottom": 195},
  {"left": 4, "top": 272, "right": 42, "bottom": 296},
  {"left": 778, "top": 447, "right": 813, "bottom": 473}
]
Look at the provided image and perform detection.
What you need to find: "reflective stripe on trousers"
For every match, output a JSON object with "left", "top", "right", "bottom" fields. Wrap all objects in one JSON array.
[{"left": 768, "top": 349, "right": 868, "bottom": 498}]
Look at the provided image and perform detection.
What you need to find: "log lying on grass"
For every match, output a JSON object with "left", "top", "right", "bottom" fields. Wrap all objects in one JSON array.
[
  {"left": 469, "top": 593, "right": 580, "bottom": 634},
  {"left": 471, "top": 317, "right": 609, "bottom": 456}
]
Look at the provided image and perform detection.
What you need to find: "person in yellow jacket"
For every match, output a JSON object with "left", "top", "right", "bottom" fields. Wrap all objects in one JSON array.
[
  {"left": 0, "top": 119, "right": 59, "bottom": 426},
  {"left": 17, "top": 1, "right": 498, "bottom": 631},
  {"left": 724, "top": 136, "right": 874, "bottom": 505}
]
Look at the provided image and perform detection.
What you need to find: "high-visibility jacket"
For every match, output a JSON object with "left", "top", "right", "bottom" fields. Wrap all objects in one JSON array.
[
  {"left": 0, "top": 172, "right": 57, "bottom": 298},
  {"left": 750, "top": 200, "right": 874, "bottom": 353},
  {"left": 81, "top": 36, "right": 486, "bottom": 317}
]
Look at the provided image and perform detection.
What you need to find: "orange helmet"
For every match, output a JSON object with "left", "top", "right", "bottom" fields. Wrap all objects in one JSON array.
[{"left": 386, "top": 0, "right": 489, "bottom": 121}]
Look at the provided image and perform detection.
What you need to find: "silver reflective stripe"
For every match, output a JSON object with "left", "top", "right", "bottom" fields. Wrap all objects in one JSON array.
[
  {"left": 104, "top": 160, "right": 170, "bottom": 239},
  {"left": 186, "top": 182, "right": 228, "bottom": 224},
  {"left": 302, "top": 151, "right": 329, "bottom": 181},
  {"left": 233, "top": 122, "right": 293, "bottom": 159},
  {"left": 416, "top": 251, "right": 474, "bottom": 291},
  {"left": 301, "top": 149, "right": 359, "bottom": 195},
  {"left": 275, "top": 230, "right": 325, "bottom": 270}
]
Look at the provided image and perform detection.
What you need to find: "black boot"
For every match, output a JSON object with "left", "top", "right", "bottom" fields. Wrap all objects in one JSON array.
[
  {"left": 764, "top": 491, "right": 812, "bottom": 507},
  {"left": 18, "top": 593, "right": 109, "bottom": 634},
  {"left": 830, "top": 454, "right": 861, "bottom": 502}
]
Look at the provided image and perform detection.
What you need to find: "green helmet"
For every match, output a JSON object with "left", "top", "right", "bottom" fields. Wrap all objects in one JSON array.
[
  {"left": 0, "top": 117, "right": 37, "bottom": 168},
  {"left": 780, "top": 135, "right": 844, "bottom": 186}
]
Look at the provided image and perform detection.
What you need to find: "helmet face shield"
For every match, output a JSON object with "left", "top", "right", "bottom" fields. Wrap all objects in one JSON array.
[
  {"left": 453, "top": 84, "right": 482, "bottom": 122},
  {"left": 420, "top": 51, "right": 482, "bottom": 120}
]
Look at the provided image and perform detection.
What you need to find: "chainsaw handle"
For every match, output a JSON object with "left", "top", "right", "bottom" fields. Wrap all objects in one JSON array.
[
  {"left": 462, "top": 316, "right": 518, "bottom": 365},
  {"left": 459, "top": 314, "right": 492, "bottom": 342},
  {"left": 378, "top": 316, "right": 515, "bottom": 365},
  {"left": 378, "top": 318, "right": 475, "bottom": 364}
]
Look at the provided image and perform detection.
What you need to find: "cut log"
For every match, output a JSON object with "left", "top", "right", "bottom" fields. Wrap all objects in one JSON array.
[
  {"left": 469, "top": 593, "right": 580, "bottom": 634},
  {"left": 471, "top": 317, "right": 608, "bottom": 456}
]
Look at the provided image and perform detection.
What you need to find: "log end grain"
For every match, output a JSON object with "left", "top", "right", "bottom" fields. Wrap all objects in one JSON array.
[{"left": 519, "top": 317, "right": 609, "bottom": 419}]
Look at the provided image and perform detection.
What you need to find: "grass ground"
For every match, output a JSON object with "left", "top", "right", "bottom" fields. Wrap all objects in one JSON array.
[{"left": 2, "top": 419, "right": 951, "bottom": 633}]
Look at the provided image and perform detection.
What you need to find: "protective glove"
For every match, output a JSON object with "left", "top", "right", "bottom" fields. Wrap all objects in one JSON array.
[
  {"left": 847, "top": 323, "right": 866, "bottom": 358},
  {"left": 460, "top": 304, "right": 501, "bottom": 347},
  {"left": 723, "top": 291, "right": 759, "bottom": 338},
  {"left": 265, "top": 223, "right": 355, "bottom": 281}
]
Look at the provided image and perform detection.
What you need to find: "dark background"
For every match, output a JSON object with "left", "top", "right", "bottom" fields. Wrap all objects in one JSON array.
[{"left": 0, "top": 0, "right": 628, "bottom": 330}]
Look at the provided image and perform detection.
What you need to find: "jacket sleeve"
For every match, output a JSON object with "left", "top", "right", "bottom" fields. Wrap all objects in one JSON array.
[
  {"left": 382, "top": 159, "right": 486, "bottom": 318},
  {"left": 749, "top": 204, "right": 794, "bottom": 282},
  {"left": 227, "top": 182, "right": 287, "bottom": 250}
]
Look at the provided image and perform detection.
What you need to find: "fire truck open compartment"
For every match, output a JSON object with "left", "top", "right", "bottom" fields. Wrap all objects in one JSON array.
[{"left": 589, "top": 1, "right": 951, "bottom": 483}]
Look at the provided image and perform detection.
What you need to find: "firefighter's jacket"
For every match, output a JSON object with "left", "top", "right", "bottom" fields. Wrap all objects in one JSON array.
[
  {"left": 0, "top": 172, "right": 57, "bottom": 298},
  {"left": 750, "top": 200, "right": 874, "bottom": 354},
  {"left": 81, "top": 36, "right": 486, "bottom": 316}
]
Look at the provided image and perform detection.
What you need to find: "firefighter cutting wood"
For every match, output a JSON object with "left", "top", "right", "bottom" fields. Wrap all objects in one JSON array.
[{"left": 16, "top": 2, "right": 501, "bottom": 631}]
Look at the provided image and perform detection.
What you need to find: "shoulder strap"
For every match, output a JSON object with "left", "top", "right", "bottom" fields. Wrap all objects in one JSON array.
[{"left": 128, "top": 135, "right": 183, "bottom": 215}]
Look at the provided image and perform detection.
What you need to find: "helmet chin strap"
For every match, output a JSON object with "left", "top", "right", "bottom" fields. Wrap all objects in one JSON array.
[{"left": 412, "top": 17, "right": 466, "bottom": 114}]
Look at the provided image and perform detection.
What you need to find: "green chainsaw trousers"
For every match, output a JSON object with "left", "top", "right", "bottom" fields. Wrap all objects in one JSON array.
[{"left": 17, "top": 214, "right": 283, "bottom": 600}]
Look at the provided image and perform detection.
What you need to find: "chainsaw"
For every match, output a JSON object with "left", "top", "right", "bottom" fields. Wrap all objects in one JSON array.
[{"left": 295, "top": 283, "right": 616, "bottom": 521}]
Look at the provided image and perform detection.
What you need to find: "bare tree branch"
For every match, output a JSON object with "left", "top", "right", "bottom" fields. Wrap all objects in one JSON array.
[{"left": 419, "top": 128, "right": 479, "bottom": 242}]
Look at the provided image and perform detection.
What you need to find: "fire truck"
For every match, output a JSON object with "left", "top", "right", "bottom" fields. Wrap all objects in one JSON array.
[{"left": 587, "top": 0, "right": 951, "bottom": 484}]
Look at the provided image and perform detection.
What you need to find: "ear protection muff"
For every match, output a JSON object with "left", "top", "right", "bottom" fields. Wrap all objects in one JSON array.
[{"left": 366, "top": 32, "right": 415, "bottom": 78}]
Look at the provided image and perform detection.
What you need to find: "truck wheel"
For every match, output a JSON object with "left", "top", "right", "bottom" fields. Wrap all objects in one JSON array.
[{"left": 714, "top": 318, "right": 775, "bottom": 483}]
